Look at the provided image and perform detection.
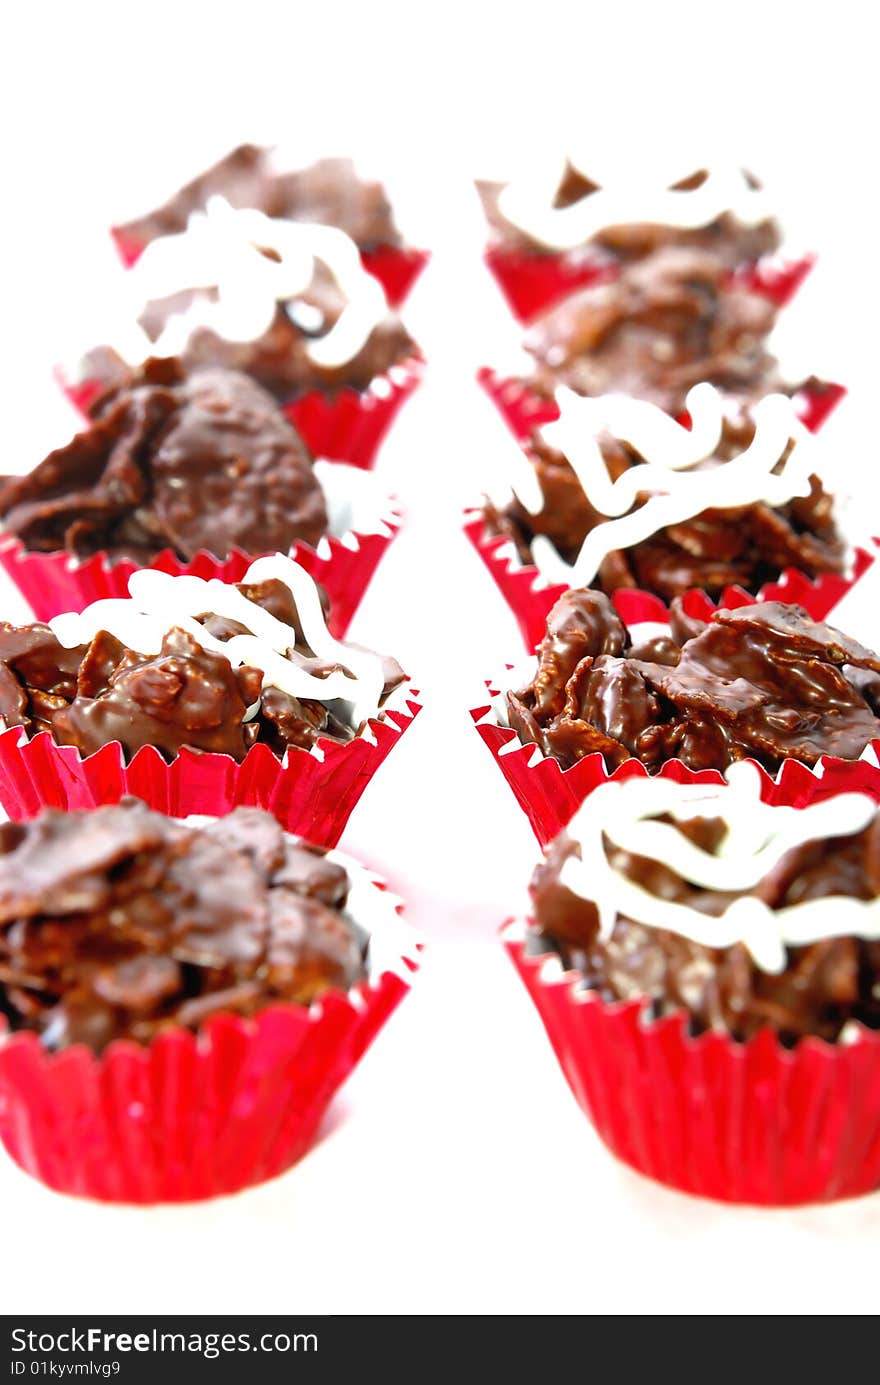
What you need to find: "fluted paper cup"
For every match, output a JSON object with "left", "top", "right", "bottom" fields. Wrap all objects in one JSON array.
[
  {"left": 0, "top": 686, "right": 421, "bottom": 848},
  {"left": 484, "top": 244, "right": 815, "bottom": 324},
  {"left": 0, "top": 851, "right": 420, "bottom": 1204},
  {"left": 502, "top": 756, "right": 880, "bottom": 1205}
]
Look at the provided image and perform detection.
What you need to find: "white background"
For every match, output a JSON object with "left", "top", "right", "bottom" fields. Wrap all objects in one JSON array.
[{"left": 1, "top": 0, "right": 879, "bottom": 1315}]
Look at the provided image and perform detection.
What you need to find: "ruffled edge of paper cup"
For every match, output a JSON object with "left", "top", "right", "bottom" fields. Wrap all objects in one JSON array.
[{"left": 0, "top": 856, "right": 421, "bottom": 1203}]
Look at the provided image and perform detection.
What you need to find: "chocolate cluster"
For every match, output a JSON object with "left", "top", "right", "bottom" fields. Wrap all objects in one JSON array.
[
  {"left": 0, "top": 362, "right": 329, "bottom": 564},
  {"left": 487, "top": 400, "right": 845, "bottom": 602},
  {"left": 479, "top": 165, "right": 780, "bottom": 268},
  {"left": 0, "top": 579, "right": 405, "bottom": 763},
  {"left": 0, "top": 799, "right": 367, "bottom": 1053},
  {"left": 116, "top": 145, "right": 404, "bottom": 253},
  {"left": 530, "top": 807, "right": 880, "bottom": 1043},
  {"left": 134, "top": 261, "right": 415, "bottom": 402},
  {"left": 522, "top": 248, "right": 798, "bottom": 416},
  {"left": 508, "top": 589, "right": 880, "bottom": 774}
]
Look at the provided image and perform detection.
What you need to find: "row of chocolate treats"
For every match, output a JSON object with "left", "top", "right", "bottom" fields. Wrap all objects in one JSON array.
[
  {"left": 0, "top": 564, "right": 422, "bottom": 1205},
  {"left": 3, "top": 148, "right": 880, "bottom": 1211},
  {"left": 0, "top": 149, "right": 430, "bottom": 616},
  {"left": 468, "top": 156, "right": 880, "bottom": 1204},
  {"left": 0, "top": 152, "right": 429, "bottom": 829},
  {"left": 0, "top": 153, "right": 428, "bottom": 1203},
  {"left": 470, "top": 159, "right": 857, "bottom": 642}
]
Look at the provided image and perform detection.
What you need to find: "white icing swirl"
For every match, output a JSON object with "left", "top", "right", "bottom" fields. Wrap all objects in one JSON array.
[
  {"left": 522, "top": 384, "right": 814, "bottom": 586},
  {"left": 497, "top": 162, "right": 771, "bottom": 252},
  {"left": 48, "top": 556, "right": 387, "bottom": 727},
  {"left": 125, "top": 196, "right": 388, "bottom": 367},
  {"left": 558, "top": 763, "right": 880, "bottom": 974}
]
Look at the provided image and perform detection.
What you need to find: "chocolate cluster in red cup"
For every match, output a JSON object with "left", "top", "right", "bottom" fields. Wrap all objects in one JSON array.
[
  {"left": 63, "top": 200, "right": 425, "bottom": 471},
  {"left": 92, "top": 193, "right": 419, "bottom": 408},
  {"left": 0, "top": 360, "right": 402, "bottom": 626},
  {"left": 112, "top": 144, "right": 428, "bottom": 306},
  {"left": 0, "top": 558, "right": 418, "bottom": 845},
  {"left": 478, "top": 161, "right": 811, "bottom": 323},
  {"left": 0, "top": 800, "right": 367, "bottom": 1053},
  {"left": 532, "top": 770, "right": 880, "bottom": 1043},
  {"left": 0, "top": 567, "right": 406, "bottom": 764},
  {"left": 483, "top": 385, "right": 848, "bottom": 607},
  {"left": 506, "top": 763, "right": 880, "bottom": 1203},
  {"left": 0, "top": 362, "right": 330, "bottom": 566},
  {"left": 0, "top": 798, "right": 418, "bottom": 1202},
  {"left": 522, "top": 248, "right": 811, "bottom": 417},
  {"left": 507, "top": 589, "right": 880, "bottom": 776}
]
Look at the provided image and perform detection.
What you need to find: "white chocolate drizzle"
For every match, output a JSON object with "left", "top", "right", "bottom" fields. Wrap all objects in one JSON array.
[
  {"left": 558, "top": 763, "right": 880, "bottom": 974},
  {"left": 522, "top": 384, "right": 814, "bottom": 585},
  {"left": 48, "top": 556, "right": 387, "bottom": 727},
  {"left": 497, "top": 161, "right": 771, "bottom": 251},
  {"left": 126, "top": 196, "right": 388, "bottom": 367}
]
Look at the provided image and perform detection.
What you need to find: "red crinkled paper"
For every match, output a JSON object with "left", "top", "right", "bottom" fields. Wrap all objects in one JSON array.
[
  {"left": 484, "top": 244, "right": 815, "bottom": 324},
  {"left": 60, "top": 355, "right": 425, "bottom": 473},
  {"left": 358, "top": 246, "right": 430, "bottom": 308},
  {"left": 0, "top": 882, "right": 420, "bottom": 1203},
  {"left": 502, "top": 751, "right": 880, "bottom": 1205},
  {"left": 0, "top": 692, "right": 420, "bottom": 848},
  {"left": 0, "top": 503, "right": 401, "bottom": 631},
  {"left": 471, "top": 580, "right": 880, "bottom": 845},
  {"left": 282, "top": 355, "right": 424, "bottom": 470}
]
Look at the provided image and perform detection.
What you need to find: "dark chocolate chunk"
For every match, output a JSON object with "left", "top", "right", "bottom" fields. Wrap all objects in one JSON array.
[
  {"left": 511, "top": 592, "right": 880, "bottom": 775},
  {"left": 0, "top": 580, "right": 404, "bottom": 764},
  {"left": 51, "top": 628, "right": 262, "bottom": 762},
  {"left": 0, "top": 364, "right": 329, "bottom": 564},
  {"left": 0, "top": 800, "right": 368, "bottom": 1053}
]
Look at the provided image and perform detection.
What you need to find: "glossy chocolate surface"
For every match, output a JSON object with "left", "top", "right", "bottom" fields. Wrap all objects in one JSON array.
[
  {"left": 0, "top": 362, "right": 329, "bottom": 563},
  {"left": 509, "top": 590, "right": 880, "bottom": 773},
  {"left": 0, "top": 799, "right": 366, "bottom": 1053}
]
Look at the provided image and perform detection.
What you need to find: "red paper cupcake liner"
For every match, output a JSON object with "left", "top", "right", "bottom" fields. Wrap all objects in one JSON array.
[
  {"left": 464, "top": 507, "right": 878, "bottom": 653},
  {"left": 282, "top": 355, "right": 424, "bottom": 469},
  {"left": 477, "top": 366, "right": 847, "bottom": 444},
  {"left": 60, "top": 355, "right": 425, "bottom": 473},
  {"left": 506, "top": 916, "right": 880, "bottom": 1205},
  {"left": 111, "top": 225, "right": 429, "bottom": 309},
  {"left": 0, "top": 883, "right": 420, "bottom": 1203},
  {"left": 502, "top": 755, "right": 880, "bottom": 1205},
  {"left": 0, "top": 692, "right": 421, "bottom": 848},
  {"left": 471, "top": 582, "right": 880, "bottom": 845},
  {"left": 484, "top": 245, "right": 816, "bottom": 324},
  {"left": 0, "top": 504, "right": 401, "bottom": 631},
  {"left": 359, "top": 246, "right": 430, "bottom": 308},
  {"left": 484, "top": 245, "right": 616, "bottom": 323}
]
